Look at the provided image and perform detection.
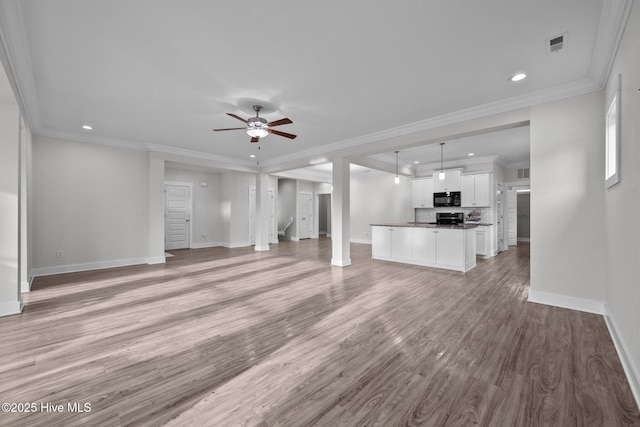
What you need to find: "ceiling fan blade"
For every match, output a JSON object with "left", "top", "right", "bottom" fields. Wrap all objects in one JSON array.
[
  {"left": 250, "top": 136, "right": 259, "bottom": 143},
  {"left": 212, "top": 127, "right": 246, "bottom": 131},
  {"left": 267, "top": 118, "right": 292, "bottom": 127},
  {"left": 226, "top": 113, "right": 248, "bottom": 123},
  {"left": 267, "top": 128, "right": 297, "bottom": 139}
]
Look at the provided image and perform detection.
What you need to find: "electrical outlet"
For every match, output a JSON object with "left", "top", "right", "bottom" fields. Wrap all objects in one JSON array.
[{"left": 56, "top": 250, "right": 64, "bottom": 258}]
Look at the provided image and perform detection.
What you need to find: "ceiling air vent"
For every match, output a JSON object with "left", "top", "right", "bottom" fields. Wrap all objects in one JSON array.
[{"left": 546, "top": 32, "right": 567, "bottom": 54}]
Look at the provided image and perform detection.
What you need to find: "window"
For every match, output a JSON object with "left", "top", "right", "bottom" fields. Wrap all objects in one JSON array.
[{"left": 606, "top": 74, "right": 621, "bottom": 188}]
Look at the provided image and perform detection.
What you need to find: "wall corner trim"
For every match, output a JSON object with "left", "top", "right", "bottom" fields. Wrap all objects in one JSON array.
[
  {"left": 527, "top": 289, "right": 604, "bottom": 315},
  {"left": 604, "top": 305, "right": 640, "bottom": 410}
]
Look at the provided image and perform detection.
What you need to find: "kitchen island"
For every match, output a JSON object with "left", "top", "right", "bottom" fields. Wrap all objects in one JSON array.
[{"left": 370, "top": 222, "right": 477, "bottom": 272}]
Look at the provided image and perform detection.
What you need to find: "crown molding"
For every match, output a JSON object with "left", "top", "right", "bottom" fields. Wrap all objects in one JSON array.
[
  {"left": 259, "top": 78, "right": 600, "bottom": 171},
  {"left": 589, "top": 0, "right": 634, "bottom": 87},
  {"left": 145, "top": 143, "right": 257, "bottom": 171},
  {"left": 0, "top": 0, "right": 41, "bottom": 130},
  {"left": 36, "top": 127, "right": 148, "bottom": 151}
]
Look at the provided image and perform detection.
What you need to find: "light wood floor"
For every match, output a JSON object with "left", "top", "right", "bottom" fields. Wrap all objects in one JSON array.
[{"left": 1, "top": 239, "right": 638, "bottom": 426}]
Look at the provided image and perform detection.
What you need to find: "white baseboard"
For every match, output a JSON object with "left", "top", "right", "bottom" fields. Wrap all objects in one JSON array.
[
  {"left": 527, "top": 288, "right": 604, "bottom": 315},
  {"left": 604, "top": 305, "right": 640, "bottom": 409},
  {"left": 0, "top": 299, "right": 23, "bottom": 317},
  {"left": 350, "top": 238, "right": 372, "bottom": 244},
  {"left": 517, "top": 237, "right": 531, "bottom": 242},
  {"left": 21, "top": 280, "right": 30, "bottom": 293},
  {"left": 220, "top": 242, "right": 251, "bottom": 249},
  {"left": 190, "top": 241, "right": 222, "bottom": 249},
  {"left": 331, "top": 258, "right": 352, "bottom": 267},
  {"left": 291, "top": 237, "right": 300, "bottom": 242},
  {"left": 254, "top": 244, "right": 270, "bottom": 251},
  {"left": 147, "top": 256, "right": 166, "bottom": 265},
  {"left": 32, "top": 257, "right": 150, "bottom": 277}
]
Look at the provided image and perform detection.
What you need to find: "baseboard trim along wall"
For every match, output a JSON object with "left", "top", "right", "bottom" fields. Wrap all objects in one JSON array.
[
  {"left": 604, "top": 306, "right": 640, "bottom": 409},
  {"left": 527, "top": 289, "right": 604, "bottom": 315},
  {"left": 190, "top": 241, "right": 222, "bottom": 249},
  {"left": 147, "top": 256, "right": 166, "bottom": 265},
  {"left": 350, "top": 238, "right": 372, "bottom": 245},
  {"left": 31, "top": 257, "right": 151, "bottom": 278},
  {"left": 0, "top": 299, "right": 23, "bottom": 317}
]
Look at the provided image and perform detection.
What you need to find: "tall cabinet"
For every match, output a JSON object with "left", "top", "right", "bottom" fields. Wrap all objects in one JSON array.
[
  {"left": 411, "top": 177, "right": 434, "bottom": 208},
  {"left": 461, "top": 173, "right": 490, "bottom": 207}
]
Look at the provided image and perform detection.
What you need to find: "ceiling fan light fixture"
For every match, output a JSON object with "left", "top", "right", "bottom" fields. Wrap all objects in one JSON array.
[{"left": 247, "top": 127, "right": 268, "bottom": 138}]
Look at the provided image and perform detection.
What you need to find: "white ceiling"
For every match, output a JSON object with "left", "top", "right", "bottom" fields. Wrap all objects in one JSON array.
[{"left": 0, "top": 0, "right": 626, "bottom": 175}]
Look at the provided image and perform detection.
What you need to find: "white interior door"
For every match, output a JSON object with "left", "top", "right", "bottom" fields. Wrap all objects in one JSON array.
[
  {"left": 298, "top": 192, "right": 312, "bottom": 239},
  {"left": 165, "top": 183, "right": 191, "bottom": 250},
  {"left": 507, "top": 189, "right": 517, "bottom": 246}
]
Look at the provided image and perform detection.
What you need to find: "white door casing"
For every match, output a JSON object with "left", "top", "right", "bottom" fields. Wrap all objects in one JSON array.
[{"left": 165, "top": 182, "right": 192, "bottom": 250}]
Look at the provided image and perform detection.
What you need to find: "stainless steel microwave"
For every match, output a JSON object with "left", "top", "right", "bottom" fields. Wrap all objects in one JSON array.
[{"left": 433, "top": 191, "right": 461, "bottom": 207}]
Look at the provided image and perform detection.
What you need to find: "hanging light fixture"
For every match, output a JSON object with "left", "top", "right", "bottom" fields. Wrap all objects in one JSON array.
[
  {"left": 394, "top": 150, "right": 400, "bottom": 184},
  {"left": 439, "top": 142, "right": 445, "bottom": 180}
]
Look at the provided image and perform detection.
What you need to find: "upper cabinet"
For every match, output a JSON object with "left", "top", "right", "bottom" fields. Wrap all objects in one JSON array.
[
  {"left": 432, "top": 170, "right": 461, "bottom": 193},
  {"left": 461, "top": 173, "right": 490, "bottom": 207},
  {"left": 411, "top": 177, "right": 434, "bottom": 208}
]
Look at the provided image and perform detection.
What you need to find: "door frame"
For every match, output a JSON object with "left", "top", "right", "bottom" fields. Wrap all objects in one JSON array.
[
  {"left": 314, "top": 191, "right": 331, "bottom": 239},
  {"left": 504, "top": 180, "right": 530, "bottom": 248},
  {"left": 164, "top": 181, "right": 193, "bottom": 250}
]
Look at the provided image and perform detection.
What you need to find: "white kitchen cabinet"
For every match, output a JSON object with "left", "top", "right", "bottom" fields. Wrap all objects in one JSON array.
[
  {"left": 475, "top": 225, "right": 495, "bottom": 258},
  {"left": 461, "top": 173, "right": 490, "bottom": 207},
  {"left": 372, "top": 226, "right": 413, "bottom": 261},
  {"left": 432, "top": 170, "right": 461, "bottom": 193},
  {"left": 412, "top": 227, "right": 436, "bottom": 264},
  {"left": 372, "top": 225, "right": 476, "bottom": 272},
  {"left": 411, "top": 178, "right": 434, "bottom": 208},
  {"left": 372, "top": 226, "right": 392, "bottom": 258}
]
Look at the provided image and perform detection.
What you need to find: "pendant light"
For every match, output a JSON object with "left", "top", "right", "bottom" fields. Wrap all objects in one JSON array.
[
  {"left": 438, "top": 142, "right": 445, "bottom": 180},
  {"left": 394, "top": 151, "right": 400, "bottom": 184}
]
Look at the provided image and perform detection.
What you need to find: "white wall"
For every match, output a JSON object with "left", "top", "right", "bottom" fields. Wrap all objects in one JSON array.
[
  {"left": 603, "top": 0, "right": 640, "bottom": 403},
  {"left": 33, "top": 136, "right": 150, "bottom": 272},
  {"left": 165, "top": 168, "right": 223, "bottom": 247},
  {"left": 529, "top": 91, "right": 606, "bottom": 311},
  {"left": 350, "top": 170, "right": 412, "bottom": 243}
]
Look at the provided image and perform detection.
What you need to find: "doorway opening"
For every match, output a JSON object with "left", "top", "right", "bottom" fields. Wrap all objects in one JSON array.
[{"left": 317, "top": 193, "right": 331, "bottom": 237}]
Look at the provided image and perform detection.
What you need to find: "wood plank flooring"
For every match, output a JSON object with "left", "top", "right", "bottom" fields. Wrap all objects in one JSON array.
[{"left": 0, "top": 239, "right": 638, "bottom": 426}]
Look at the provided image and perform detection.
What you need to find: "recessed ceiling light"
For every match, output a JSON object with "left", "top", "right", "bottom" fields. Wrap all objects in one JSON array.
[
  {"left": 414, "top": 161, "right": 420, "bottom": 164},
  {"left": 509, "top": 73, "right": 527, "bottom": 82},
  {"left": 468, "top": 153, "right": 475, "bottom": 156},
  {"left": 250, "top": 154, "right": 256, "bottom": 158},
  {"left": 82, "top": 125, "right": 93, "bottom": 130}
]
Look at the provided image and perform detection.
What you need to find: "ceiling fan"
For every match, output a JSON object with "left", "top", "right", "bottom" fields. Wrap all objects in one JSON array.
[{"left": 213, "top": 105, "right": 297, "bottom": 143}]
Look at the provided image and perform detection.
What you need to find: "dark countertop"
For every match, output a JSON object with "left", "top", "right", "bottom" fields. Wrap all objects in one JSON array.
[{"left": 370, "top": 222, "right": 479, "bottom": 230}]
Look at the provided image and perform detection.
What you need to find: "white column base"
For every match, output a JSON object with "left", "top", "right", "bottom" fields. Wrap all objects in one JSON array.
[
  {"left": 331, "top": 258, "right": 352, "bottom": 267},
  {"left": 0, "top": 299, "right": 23, "bottom": 317},
  {"left": 254, "top": 245, "right": 270, "bottom": 252}
]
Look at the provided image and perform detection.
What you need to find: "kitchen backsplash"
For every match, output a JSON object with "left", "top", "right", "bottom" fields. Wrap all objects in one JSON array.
[{"left": 415, "top": 207, "right": 493, "bottom": 224}]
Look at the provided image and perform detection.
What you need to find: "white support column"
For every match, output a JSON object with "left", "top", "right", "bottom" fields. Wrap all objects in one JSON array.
[
  {"left": 148, "top": 155, "right": 166, "bottom": 264},
  {"left": 0, "top": 102, "right": 22, "bottom": 316},
  {"left": 331, "top": 158, "right": 351, "bottom": 267},
  {"left": 255, "top": 173, "right": 270, "bottom": 251}
]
